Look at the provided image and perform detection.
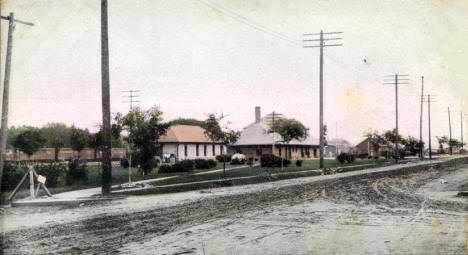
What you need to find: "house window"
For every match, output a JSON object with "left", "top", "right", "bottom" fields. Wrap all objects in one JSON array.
[
  {"left": 301, "top": 147, "right": 304, "bottom": 157},
  {"left": 184, "top": 144, "right": 188, "bottom": 157},
  {"left": 212, "top": 144, "right": 215, "bottom": 155},
  {"left": 204, "top": 144, "right": 207, "bottom": 156},
  {"left": 279, "top": 146, "right": 282, "bottom": 156},
  {"left": 220, "top": 145, "right": 224, "bottom": 155},
  {"left": 196, "top": 144, "right": 199, "bottom": 156}
]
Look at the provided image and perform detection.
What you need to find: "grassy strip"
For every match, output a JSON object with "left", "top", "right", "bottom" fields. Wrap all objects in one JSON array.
[
  {"left": 125, "top": 161, "right": 388, "bottom": 196},
  {"left": 150, "top": 159, "right": 387, "bottom": 186},
  {"left": 127, "top": 170, "right": 324, "bottom": 196}
]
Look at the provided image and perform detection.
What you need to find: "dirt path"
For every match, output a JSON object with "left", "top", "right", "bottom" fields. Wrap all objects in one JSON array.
[{"left": 1, "top": 160, "right": 467, "bottom": 254}]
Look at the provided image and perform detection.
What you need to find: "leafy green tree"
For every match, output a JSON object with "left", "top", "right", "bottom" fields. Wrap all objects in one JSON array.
[
  {"left": 70, "top": 127, "right": 89, "bottom": 159},
  {"left": 404, "top": 136, "right": 424, "bottom": 156},
  {"left": 269, "top": 118, "right": 308, "bottom": 169},
  {"left": 41, "top": 123, "right": 70, "bottom": 161},
  {"left": 269, "top": 118, "right": 308, "bottom": 144},
  {"left": 118, "top": 107, "right": 169, "bottom": 175},
  {"left": 436, "top": 136, "right": 449, "bottom": 154},
  {"left": 13, "top": 129, "right": 46, "bottom": 159},
  {"left": 202, "top": 114, "right": 240, "bottom": 177}
]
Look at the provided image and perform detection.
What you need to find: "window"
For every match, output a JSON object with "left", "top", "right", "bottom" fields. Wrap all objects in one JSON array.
[
  {"left": 196, "top": 144, "right": 199, "bottom": 156},
  {"left": 279, "top": 146, "right": 282, "bottom": 156},
  {"left": 220, "top": 145, "right": 224, "bottom": 155},
  {"left": 184, "top": 144, "right": 188, "bottom": 157},
  {"left": 204, "top": 144, "right": 207, "bottom": 156},
  {"left": 212, "top": 144, "right": 215, "bottom": 155},
  {"left": 301, "top": 147, "right": 304, "bottom": 157}
]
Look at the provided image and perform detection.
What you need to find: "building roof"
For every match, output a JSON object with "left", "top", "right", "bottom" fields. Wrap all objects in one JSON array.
[
  {"left": 158, "top": 125, "right": 220, "bottom": 143},
  {"left": 233, "top": 112, "right": 319, "bottom": 146}
]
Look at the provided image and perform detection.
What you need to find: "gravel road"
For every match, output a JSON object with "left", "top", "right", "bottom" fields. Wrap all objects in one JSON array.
[{"left": 1, "top": 160, "right": 467, "bottom": 254}]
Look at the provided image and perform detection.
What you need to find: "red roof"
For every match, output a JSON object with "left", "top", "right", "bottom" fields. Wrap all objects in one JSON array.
[{"left": 158, "top": 125, "right": 218, "bottom": 143}]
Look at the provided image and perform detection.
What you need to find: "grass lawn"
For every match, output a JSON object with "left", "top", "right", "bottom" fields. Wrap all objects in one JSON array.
[{"left": 149, "top": 158, "right": 388, "bottom": 186}]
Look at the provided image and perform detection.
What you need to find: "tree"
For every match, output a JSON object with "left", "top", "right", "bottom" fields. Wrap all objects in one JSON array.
[
  {"left": 41, "top": 123, "right": 70, "bottom": 161},
  {"left": 436, "top": 136, "right": 449, "bottom": 154},
  {"left": 70, "top": 127, "right": 89, "bottom": 159},
  {"left": 448, "top": 138, "right": 463, "bottom": 149},
  {"left": 404, "top": 136, "right": 424, "bottom": 156},
  {"left": 88, "top": 130, "right": 104, "bottom": 160},
  {"left": 269, "top": 118, "right": 308, "bottom": 170},
  {"left": 13, "top": 129, "right": 46, "bottom": 159},
  {"left": 202, "top": 114, "right": 240, "bottom": 177},
  {"left": 118, "top": 107, "right": 169, "bottom": 175}
]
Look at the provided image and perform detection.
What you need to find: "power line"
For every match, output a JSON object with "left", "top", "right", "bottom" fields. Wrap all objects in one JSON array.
[
  {"left": 423, "top": 95, "right": 437, "bottom": 159},
  {"left": 195, "top": 0, "right": 298, "bottom": 46}
]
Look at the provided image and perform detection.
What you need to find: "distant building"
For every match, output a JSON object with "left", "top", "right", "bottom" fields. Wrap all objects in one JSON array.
[
  {"left": 158, "top": 125, "right": 227, "bottom": 161},
  {"left": 230, "top": 107, "right": 319, "bottom": 162},
  {"left": 355, "top": 137, "right": 389, "bottom": 158},
  {"left": 325, "top": 138, "right": 354, "bottom": 157}
]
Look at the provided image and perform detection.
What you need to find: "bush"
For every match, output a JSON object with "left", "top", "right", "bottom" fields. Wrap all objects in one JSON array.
[
  {"left": 215, "top": 154, "right": 232, "bottom": 163},
  {"left": 66, "top": 160, "right": 88, "bottom": 185},
  {"left": 230, "top": 157, "right": 245, "bottom": 165},
  {"left": 158, "top": 164, "right": 173, "bottom": 173},
  {"left": 296, "top": 160, "right": 303, "bottom": 167},
  {"left": 322, "top": 168, "right": 334, "bottom": 175},
  {"left": 172, "top": 159, "right": 194, "bottom": 172},
  {"left": 1, "top": 164, "right": 27, "bottom": 191},
  {"left": 337, "top": 153, "right": 347, "bottom": 164},
  {"left": 260, "top": 154, "right": 291, "bottom": 167},
  {"left": 207, "top": 159, "right": 217, "bottom": 168},
  {"left": 35, "top": 163, "right": 67, "bottom": 188},
  {"left": 346, "top": 154, "right": 355, "bottom": 163},
  {"left": 337, "top": 153, "right": 355, "bottom": 164},
  {"left": 120, "top": 158, "right": 129, "bottom": 168},
  {"left": 194, "top": 159, "right": 210, "bottom": 169}
]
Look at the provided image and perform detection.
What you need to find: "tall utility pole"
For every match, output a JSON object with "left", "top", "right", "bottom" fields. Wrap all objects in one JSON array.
[
  {"left": 448, "top": 107, "right": 453, "bottom": 155},
  {"left": 424, "top": 95, "right": 437, "bottom": 159},
  {"left": 303, "top": 30, "right": 342, "bottom": 168},
  {"left": 419, "top": 76, "right": 424, "bottom": 159},
  {"left": 121, "top": 90, "right": 139, "bottom": 184},
  {"left": 0, "top": 13, "right": 33, "bottom": 192},
  {"left": 101, "top": 0, "right": 112, "bottom": 195},
  {"left": 383, "top": 74, "right": 409, "bottom": 160}
]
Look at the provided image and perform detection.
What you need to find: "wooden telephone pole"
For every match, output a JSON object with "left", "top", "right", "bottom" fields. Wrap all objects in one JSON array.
[
  {"left": 101, "top": 0, "right": 112, "bottom": 195},
  {"left": 0, "top": 13, "right": 33, "bottom": 193},
  {"left": 303, "top": 30, "right": 342, "bottom": 168},
  {"left": 383, "top": 74, "right": 409, "bottom": 160}
]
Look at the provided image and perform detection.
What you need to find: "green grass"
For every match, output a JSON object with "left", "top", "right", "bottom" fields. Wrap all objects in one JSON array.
[{"left": 149, "top": 158, "right": 388, "bottom": 186}]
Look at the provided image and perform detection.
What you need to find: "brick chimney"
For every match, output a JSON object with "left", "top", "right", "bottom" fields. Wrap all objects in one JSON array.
[{"left": 255, "top": 106, "right": 261, "bottom": 123}]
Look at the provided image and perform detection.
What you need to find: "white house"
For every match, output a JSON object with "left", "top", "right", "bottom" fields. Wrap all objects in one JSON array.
[{"left": 158, "top": 125, "right": 227, "bottom": 161}]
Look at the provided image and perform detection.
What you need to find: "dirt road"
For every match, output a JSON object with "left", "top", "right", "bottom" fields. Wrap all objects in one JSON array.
[{"left": 1, "top": 161, "right": 467, "bottom": 254}]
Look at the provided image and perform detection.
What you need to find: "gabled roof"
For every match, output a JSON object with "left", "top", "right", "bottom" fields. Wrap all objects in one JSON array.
[
  {"left": 158, "top": 125, "right": 220, "bottom": 143},
  {"left": 233, "top": 112, "right": 319, "bottom": 146}
]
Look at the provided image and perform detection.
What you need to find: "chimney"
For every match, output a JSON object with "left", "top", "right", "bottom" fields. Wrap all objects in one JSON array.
[{"left": 255, "top": 106, "right": 261, "bottom": 123}]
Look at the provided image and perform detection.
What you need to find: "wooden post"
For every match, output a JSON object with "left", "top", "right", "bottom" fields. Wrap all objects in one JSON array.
[{"left": 29, "top": 166, "right": 35, "bottom": 199}]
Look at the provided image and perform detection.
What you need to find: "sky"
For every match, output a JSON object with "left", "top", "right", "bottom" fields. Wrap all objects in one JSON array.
[{"left": 1, "top": 0, "right": 468, "bottom": 146}]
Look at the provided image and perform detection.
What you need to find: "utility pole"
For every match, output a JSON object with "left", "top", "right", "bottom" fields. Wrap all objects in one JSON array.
[
  {"left": 121, "top": 90, "right": 139, "bottom": 185},
  {"left": 419, "top": 76, "right": 424, "bottom": 159},
  {"left": 101, "top": 0, "right": 112, "bottom": 195},
  {"left": 424, "top": 95, "right": 437, "bottom": 159},
  {"left": 383, "top": 74, "right": 409, "bottom": 160},
  {"left": 448, "top": 107, "right": 453, "bottom": 155},
  {"left": 0, "top": 13, "right": 33, "bottom": 193},
  {"left": 303, "top": 30, "right": 342, "bottom": 168}
]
